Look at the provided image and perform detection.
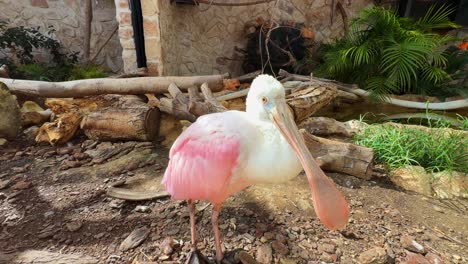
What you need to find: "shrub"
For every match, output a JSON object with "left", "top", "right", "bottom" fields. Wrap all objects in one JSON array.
[{"left": 316, "top": 5, "right": 463, "bottom": 99}]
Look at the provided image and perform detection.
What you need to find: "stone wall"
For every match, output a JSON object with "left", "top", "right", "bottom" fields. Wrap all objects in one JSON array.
[
  {"left": 0, "top": 0, "right": 123, "bottom": 72},
  {"left": 156, "top": 0, "right": 374, "bottom": 76}
]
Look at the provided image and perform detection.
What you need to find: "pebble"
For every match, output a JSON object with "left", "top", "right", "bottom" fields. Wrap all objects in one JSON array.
[
  {"left": 11, "top": 180, "right": 32, "bottom": 190},
  {"left": 272, "top": 240, "right": 289, "bottom": 255},
  {"left": 425, "top": 252, "right": 443, "bottom": 264},
  {"left": 0, "top": 179, "right": 10, "bottom": 190},
  {"left": 405, "top": 251, "right": 430, "bottom": 264},
  {"left": 119, "top": 226, "right": 150, "bottom": 251},
  {"left": 160, "top": 237, "right": 174, "bottom": 255},
  {"left": 256, "top": 244, "right": 273, "bottom": 264},
  {"left": 401, "top": 235, "right": 426, "bottom": 254},
  {"left": 109, "top": 199, "right": 124, "bottom": 209},
  {"left": 44, "top": 211, "right": 55, "bottom": 218},
  {"left": 432, "top": 205, "right": 444, "bottom": 213},
  {"left": 357, "top": 246, "right": 388, "bottom": 264},
  {"left": 134, "top": 205, "right": 151, "bottom": 213},
  {"left": 318, "top": 243, "right": 336, "bottom": 254},
  {"left": 66, "top": 221, "right": 83, "bottom": 232}
]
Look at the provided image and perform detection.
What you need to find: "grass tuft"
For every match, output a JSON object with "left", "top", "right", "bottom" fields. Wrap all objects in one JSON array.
[{"left": 354, "top": 124, "right": 467, "bottom": 173}]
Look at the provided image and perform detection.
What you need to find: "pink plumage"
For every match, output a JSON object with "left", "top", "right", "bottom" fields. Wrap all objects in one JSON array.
[{"left": 162, "top": 113, "right": 242, "bottom": 204}]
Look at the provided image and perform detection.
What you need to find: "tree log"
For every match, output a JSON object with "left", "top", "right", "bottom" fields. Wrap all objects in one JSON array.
[
  {"left": 35, "top": 111, "right": 83, "bottom": 145},
  {"left": 0, "top": 74, "right": 227, "bottom": 98},
  {"left": 301, "top": 129, "right": 374, "bottom": 179},
  {"left": 80, "top": 95, "right": 160, "bottom": 141},
  {"left": 0, "top": 82, "right": 21, "bottom": 139}
]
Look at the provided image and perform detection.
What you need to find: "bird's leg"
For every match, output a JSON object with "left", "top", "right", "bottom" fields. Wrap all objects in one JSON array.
[
  {"left": 212, "top": 203, "right": 224, "bottom": 263},
  {"left": 188, "top": 200, "right": 197, "bottom": 249}
]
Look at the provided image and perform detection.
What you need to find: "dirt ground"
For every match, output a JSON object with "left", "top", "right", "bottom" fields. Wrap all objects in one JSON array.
[{"left": 0, "top": 137, "right": 467, "bottom": 264}]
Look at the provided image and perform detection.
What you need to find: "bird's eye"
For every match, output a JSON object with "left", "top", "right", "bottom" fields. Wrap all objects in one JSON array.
[{"left": 261, "top": 97, "right": 268, "bottom": 105}]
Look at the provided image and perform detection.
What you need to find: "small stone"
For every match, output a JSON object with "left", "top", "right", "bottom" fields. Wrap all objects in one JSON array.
[
  {"left": 358, "top": 246, "right": 388, "bottom": 264},
  {"left": 160, "top": 237, "right": 174, "bottom": 255},
  {"left": 94, "top": 232, "right": 105, "bottom": 239},
  {"left": 318, "top": 243, "right": 336, "bottom": 254},
  {"left": 320, "top": 252, "right": 334, "bottom": 262},
  {"left": 401, "top": 235, "right": 426, "bottom": 254},
  {"left": 44, "top": 211, "right": 55, "bottom": 218},
  {"left": 134, "top": 205, "right": 151, "bottom": 213},
  {"left": 0, "top": 192, "right": 5, "bottom": 199},
  {"left": 256, "top": 244, "right": 273, "bottom": 264},
  {"left": 66, "top": 221, "right": 83, "bottom": 232},
  {"left": 119, "top": 226, "right": 150, "bottom": 251},
  {"left": 272, "top": 240, "right": 289, "bottom": 255},
  {"left": 425, "top": 252, "right": 443, "bottom": 264},
  {"left": 256, "top": 223, "right": 268, "bottom": 233},
  {"left": 11, "top": 180, "right": 32, "bottom": 190},
  {"left": 432, "top": 205, "right": 444, "bottom": 213},
  {"left": 109, "top": 199, "right": 124, "bottom": 209},
  {"left": 0, "top": 179, "right": 10, "bottom": 190},
  {"left": 404, "top": 251, "right": 430, "bottom": 264},
  {"left": 263, "top": 232, "right": 275, "bottom": 240}
]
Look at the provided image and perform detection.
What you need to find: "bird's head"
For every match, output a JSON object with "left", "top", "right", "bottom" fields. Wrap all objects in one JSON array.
[{"left": 247, "top": 74, "right": 349, "bottom": 231}]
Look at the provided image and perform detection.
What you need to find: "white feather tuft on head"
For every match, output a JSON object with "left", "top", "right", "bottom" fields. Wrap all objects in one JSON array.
[{"left": 246, "top": 74, "right": 285, "bottom": 120}]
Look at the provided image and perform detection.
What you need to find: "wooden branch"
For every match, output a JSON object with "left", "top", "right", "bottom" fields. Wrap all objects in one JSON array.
[
  {"left": 336, "top": 1, "right": 349, "bottom": 34},
  {"left": 235, "top": 70, "right": 262, "bottom": 82},
  {"left": 83, "top": 0, "right": 93, "bottom": 64},
  {"left": 278, "top": 69, "right": 468, "bottom": 110},
  {"left": 35, "top": 112, "right": 83, "bottom": 145},
  {"left": 1, "top": 74, "right": 227, "bottom": 98},
  {"left": 90, "top": 25, "right": 118, "bottom": 63},
  {"left": 301, "top": 129, "right": 374, "bottom": 179}
]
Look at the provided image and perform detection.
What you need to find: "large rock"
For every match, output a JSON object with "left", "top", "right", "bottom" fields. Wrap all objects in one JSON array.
[
  {"left": 432, "top": 171, "right": 467, "bottom": 199},
  {"left": 390, "top": 166, "right": 433, "bottom": 196},
  {"left": 0, "top": 82, "right": 21, "bottom": 139}
]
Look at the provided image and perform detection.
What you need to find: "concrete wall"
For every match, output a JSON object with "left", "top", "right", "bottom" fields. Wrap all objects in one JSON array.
[{"left": 0, "top": 0, "right": 123, "bottom": 72}]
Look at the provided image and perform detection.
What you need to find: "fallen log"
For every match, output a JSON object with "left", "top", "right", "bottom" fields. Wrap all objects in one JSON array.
[
  {"left": 1, "top": 74, "right": 228, "bottom": 98},
  {"left": 301, "top": 129, "right": 374, "bottom": 179},
  {"left": 35, "top": 111, "right": 83, "bottom": 145},
  {"left": 80, "top": 95, "right": 160, "bottom": 141}
]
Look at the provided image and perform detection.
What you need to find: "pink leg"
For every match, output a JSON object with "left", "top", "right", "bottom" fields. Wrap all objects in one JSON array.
[
  {"left": 188, "top": 200, "right": 197, "bottom": 249},
  {"left": 212, "top": 203, "right": 223, "bottom": 263}
]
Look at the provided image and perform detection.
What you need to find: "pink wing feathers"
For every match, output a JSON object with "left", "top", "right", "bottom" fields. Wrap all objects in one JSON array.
[{"left": 162, "top": 116, "right": 241, "bottom": 204}]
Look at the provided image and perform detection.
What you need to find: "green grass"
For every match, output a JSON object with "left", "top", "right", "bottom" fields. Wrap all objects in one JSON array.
[{"left": 354, "top": 124, "right": 467, "bottom": 173}]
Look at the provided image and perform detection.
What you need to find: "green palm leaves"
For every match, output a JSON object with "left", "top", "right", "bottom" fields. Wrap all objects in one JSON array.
[{"left": 317, "top": 5, "right": 460, "bottom": 99}]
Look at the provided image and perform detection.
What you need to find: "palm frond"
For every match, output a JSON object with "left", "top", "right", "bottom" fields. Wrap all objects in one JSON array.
[{"left": 415, "top": 4, "right": 459, "bottom": 31}]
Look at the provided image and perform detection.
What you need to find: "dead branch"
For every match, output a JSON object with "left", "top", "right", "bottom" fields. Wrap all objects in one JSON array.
[
  {"left": 194, "top": 0, "right": 275, "bottom": 6},
  {"left": 90, "top": 25, "right": 118, "bottom": 63},
  {"left": 336, "top": 1, "right": 349, "bottom": 34},
  {"left": 1, "top": 74, "right": 227, "bottom": 98},
  {"left": 301, "top": 129, "right": 374, "bottom": 179},
  {"left": 83, "top": 0, "right": 93, "bottom": 64}
]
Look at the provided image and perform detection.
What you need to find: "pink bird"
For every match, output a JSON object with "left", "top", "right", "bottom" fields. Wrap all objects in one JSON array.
[{"left": 162, "top": 75, "right": 349, "bottom": 263}]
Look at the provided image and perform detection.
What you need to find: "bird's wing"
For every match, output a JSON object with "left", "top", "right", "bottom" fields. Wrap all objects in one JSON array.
[{"left": 162, "top": 115, "right": 241, "bottom": 204}]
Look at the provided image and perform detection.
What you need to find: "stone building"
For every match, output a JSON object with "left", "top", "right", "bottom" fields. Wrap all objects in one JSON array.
[{"left": 0, "top": 0, "right": 123, "bottom": 72}]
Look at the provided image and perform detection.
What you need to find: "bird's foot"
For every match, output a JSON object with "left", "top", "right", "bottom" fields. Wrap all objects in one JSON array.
[{"left": 185, "top": 248, "right": 209, "bottom": 264}]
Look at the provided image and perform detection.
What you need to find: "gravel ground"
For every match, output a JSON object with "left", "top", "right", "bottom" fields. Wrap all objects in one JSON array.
[{"left": 0, "top": 138, "right": 467, "bottom": 264}]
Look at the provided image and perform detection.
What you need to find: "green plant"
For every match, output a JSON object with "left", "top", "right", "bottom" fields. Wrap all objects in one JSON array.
[
  {"left": 354, "top": 124, "right": 467, "bottom": 173},
  {"left": 0, "top": 20, "right": 78, "bottom": 65},
  {"left": 15, "top": 63, "right": 107, "bottom": 82},
  {"left": 316, "top": 5, "right": 461, "bottom": 99}
]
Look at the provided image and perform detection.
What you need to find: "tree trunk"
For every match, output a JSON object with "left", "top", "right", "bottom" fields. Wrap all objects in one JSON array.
[
  {"left": 301, "top": 129, "right": 374, "bottom": 179},
  {"left": 78, "top": 95, "right": 160, "bottom": 142},
  {"left": 0, "top": 74, "right": 227, "bottom": 98}
]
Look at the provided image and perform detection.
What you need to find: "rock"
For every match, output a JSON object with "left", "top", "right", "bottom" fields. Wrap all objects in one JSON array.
[
  {"left": 318, "top": 243, "right": 336, "bottom": 254},
  {"left": 280, "top": 258, "right": 297, "bottom": 264},
  {"left": 358, "top": 247, "right": 388, "bottom": 264},
  {"left": 237, "top": 251, "right": 257, "bottom": 264},
  {"left": 160, "top": 237, "right": 174, "bottom": 255},
  {"left": 0, "top": 83, "right": 21, "bottom": 140},
  {"left": 119, "top": 226, "right": 150, "bottom": 251},
  {"left": 0, "top": 192, "right": 5, "bottom": 199},
  {"left": 134, "top": 205, "right": 151, "bottom": 213},
  {"left": 0, "top": 138, "right": 6, "bottom": 146},
  {"left": 23, "top": 126, "right": 39, "bottom": 141},
  {"left": 425, "top": 252, "right": 444, "bottom": 264},
  {"left": 401, "top": 235, "right": 426, "bottom": 254},
  {"left": 432, "top": 205, "right": 444, "bottom": 213},
  {"left": 61, "top": 160, "right": 81, "bottom": 169},
  {"left": 37, "top": 225, "right": 58, "bottom": 239},
  {"left": 390, "top": 166, "right": 432, "bottom": 196},
  {"left": 432, "top": 171, "right": 467, "bottom": 199},
  {"left": 0, "top": 179, "right": 10, "bottom": 190},
  {"left": 11, "top": 180, "right": 32, "bottom": 190},
  {"left": 403, "top": 251, "right": 430, "bottom": 264},
  {"left": 272, "top": 240, "right": 289, "bottom": 255},
  {"left": 94, "top": 232, "right": 105, "bottom": 239},
  {"left": 66, "top": 221, "right": 83, "bottom": 232},
  {"left": 256, "top": 244, "right": 273, "bottom": 264},
  {"left": 109, "top": 199, "right": 124, "bottom": 209},
  {"left": 44, "top": 211, "right": 55, "bottom": 218}
]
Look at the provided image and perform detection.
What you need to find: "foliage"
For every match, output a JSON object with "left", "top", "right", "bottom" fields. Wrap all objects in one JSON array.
[
  {"left": 0, "top": 20, "right": 106, "bottom": 81},
  {"left": 315, "top": 5, "right": 463, "bottom": 99},
  {"left": 354, "top": 123, "right": 467, "bottom": 173},
  {"left": 15, "top": 63, "right": 107, "bottom": 82},
  {"left": 0, "top": 20, "right": 78, "bottom": 65}
]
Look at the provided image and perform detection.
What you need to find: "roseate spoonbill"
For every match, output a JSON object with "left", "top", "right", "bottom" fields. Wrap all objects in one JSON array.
[{"left": 162, "top": 75, "right": 349, "bottom": 263}]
